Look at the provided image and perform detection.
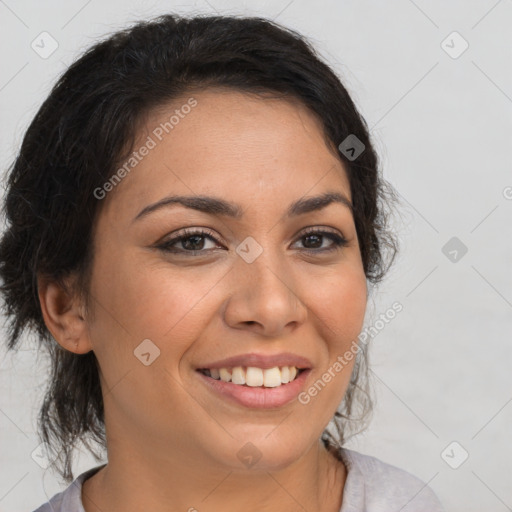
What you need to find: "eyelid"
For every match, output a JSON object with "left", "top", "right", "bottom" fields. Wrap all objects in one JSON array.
[
  {"left": 155, "top": 225, "right": 348, "bottom": 255},
  {"left": 159, "top": 225, "right": 345, "bottom": 241},
  {"left": 155, "top": 227, "right": 222, "bottom": 249}
]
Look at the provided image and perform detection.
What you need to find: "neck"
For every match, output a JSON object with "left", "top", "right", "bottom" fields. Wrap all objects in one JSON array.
[{"left": 82, "top": 437, "right": 346, "bottom": 512}]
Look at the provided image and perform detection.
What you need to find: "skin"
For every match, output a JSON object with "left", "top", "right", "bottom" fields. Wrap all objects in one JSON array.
[{"left": 38, "top": 88, "right": 368, "bottom": 512}]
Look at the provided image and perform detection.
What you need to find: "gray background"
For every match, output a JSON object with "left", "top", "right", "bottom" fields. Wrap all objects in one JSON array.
[{"left": 1, "top": 1, "right": 511, "bottom": 510}]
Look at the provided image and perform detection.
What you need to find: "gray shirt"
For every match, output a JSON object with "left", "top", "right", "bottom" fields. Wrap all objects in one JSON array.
[{"left": 33, "top": 447, "right": 445, "bottom": 511}]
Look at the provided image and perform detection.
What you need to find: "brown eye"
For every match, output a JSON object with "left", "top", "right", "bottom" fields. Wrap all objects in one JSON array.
[
  {"left": 156, "top": 227, "right": 348, "bottom": 256},
  {"left": 293, "top": 228, "right": 348, "bottom": 253},
  {"left": 157, "top": 228, "right": 222, "bottom": 254}
]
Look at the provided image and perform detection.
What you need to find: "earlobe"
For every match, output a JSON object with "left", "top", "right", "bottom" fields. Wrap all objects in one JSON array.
[{"left": 37, "top": 274, "right": 93, "bottom": 354}]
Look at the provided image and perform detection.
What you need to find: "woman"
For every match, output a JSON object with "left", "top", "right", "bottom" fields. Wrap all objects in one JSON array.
[{"left": 0, "top": 13, "right": 445, "bottom": 512}]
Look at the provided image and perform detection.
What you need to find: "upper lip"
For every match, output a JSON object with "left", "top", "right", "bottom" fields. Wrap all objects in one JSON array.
[{"left": 197, "top": 352, "right": 313, "bottom": 370}]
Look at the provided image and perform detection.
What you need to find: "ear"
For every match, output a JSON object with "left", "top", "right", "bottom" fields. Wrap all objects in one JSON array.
[{"left": 37, "top": 273, "right": 93, "bottom": 354}]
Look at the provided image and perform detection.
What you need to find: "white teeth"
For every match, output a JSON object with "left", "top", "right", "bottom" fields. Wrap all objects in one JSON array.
[
  {"left": 231, "top": 366, "right": 246, "bottom": 385},
  {"left": 203, "top": 365, "right": 302, "bottom": 387},
  {"left": 263, "top": 367, "right": 282, "bottom": 387},
  {"left": 219, "top": 368, "right": 232, "bottom": 382},
  {"left": 280, "top": 366, "right": 290, "bottom": 383},
  {"left": 245, "top": 367, "right": 264, "bottom": 387}
]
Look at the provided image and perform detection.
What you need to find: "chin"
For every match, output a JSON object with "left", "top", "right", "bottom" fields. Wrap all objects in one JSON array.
[{"left": 212, "top": 431, "right": 312, "bottom": 472}]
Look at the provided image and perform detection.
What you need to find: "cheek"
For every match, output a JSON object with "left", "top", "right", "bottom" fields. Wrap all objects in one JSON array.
[
  {"left": 88, "top": 255, "right": 224, "bottom": 370},
  {"left": 304, "top": 264, "right": 367, "bottom": 346},
  {"left": 85, "top": 256, "right": 214, "bottom": 428}
]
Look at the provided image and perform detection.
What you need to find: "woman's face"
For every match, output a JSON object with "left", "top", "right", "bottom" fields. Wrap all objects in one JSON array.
[{"left": 85, "top": 88, "right": 367, "bottom": 470}]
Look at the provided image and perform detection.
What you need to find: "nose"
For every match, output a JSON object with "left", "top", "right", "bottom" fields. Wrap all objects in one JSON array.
[{"left": 222, "top": 249, "right": 308, "bottom": 337}]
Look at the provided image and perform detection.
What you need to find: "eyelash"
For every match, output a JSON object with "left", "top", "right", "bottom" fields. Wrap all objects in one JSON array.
[{"left": 156, "top": 227, "right": 349, "bottom": 256}]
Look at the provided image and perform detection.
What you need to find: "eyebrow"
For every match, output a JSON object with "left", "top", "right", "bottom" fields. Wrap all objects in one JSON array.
[{"left": 132, "top": 191, "right": 353, "bottom": 224}]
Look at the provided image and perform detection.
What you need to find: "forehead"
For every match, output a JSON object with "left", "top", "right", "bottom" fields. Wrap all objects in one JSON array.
[{"left": 101, "top": 88, "right": 351, "bottom": 222}]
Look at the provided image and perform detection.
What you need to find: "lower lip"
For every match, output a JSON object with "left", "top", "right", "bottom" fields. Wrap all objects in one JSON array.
[{"left": 196, "top": 369, "right": 312, "bottom": 409}]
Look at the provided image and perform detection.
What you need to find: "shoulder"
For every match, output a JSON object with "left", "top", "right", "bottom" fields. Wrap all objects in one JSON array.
[
  {"left": 31, "top": 465, "right": 105, "bottom": 512},
  {"left": 338, "top": 447, "right": 445, "bottom": 512}
]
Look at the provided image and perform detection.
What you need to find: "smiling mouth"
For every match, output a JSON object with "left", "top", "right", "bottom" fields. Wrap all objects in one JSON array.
[{"left": 197, "top": 366, "right": 306, "bottom": 388}]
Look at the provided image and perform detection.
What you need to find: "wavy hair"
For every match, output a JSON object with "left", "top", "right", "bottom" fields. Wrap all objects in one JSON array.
[{"left": 0, "top": 13, "right": 399, "bottom": 482}]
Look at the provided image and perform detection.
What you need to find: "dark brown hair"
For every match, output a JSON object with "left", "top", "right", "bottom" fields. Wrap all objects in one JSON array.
[{"left": 0, "top": 13, "right": 398, "bottom": 482}]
